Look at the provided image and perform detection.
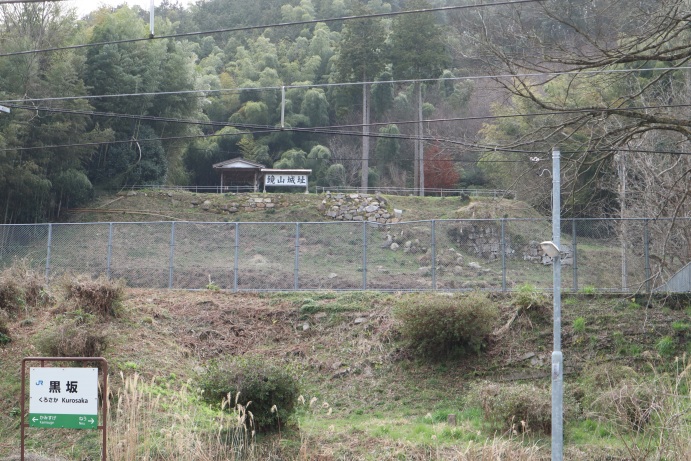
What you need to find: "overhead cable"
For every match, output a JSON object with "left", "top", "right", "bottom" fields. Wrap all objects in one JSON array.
[{"left": 0, "top": 0, "right": 543, "bottom": 58}]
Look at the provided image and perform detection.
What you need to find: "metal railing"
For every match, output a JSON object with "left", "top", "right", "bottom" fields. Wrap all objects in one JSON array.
[
  {"left": 314, "top": 186, "right": 514, "bottom": 197},
  {"left": 114, "top": 185, "right": 258, "bottom": 193},
  {"left": 111, "top": 185, "right": 513, "bottom": 197},
  {"left": 0, "top": 218, "right": 688, "bottom": 292}
]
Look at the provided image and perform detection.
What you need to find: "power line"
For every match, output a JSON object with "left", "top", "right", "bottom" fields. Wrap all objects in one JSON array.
[
  {"left": 3, "top": 65, "right": 690, "bottom": 105},
  {"left": 0, "top": 0, "right": 543, "bottom": 58},
  {"left": 0, "top": 119, "right": 543, "bottom": 154},
  {"left": 6, "top": 100, "right": 690, "bottom": 134},
  {"left": 4, "top": 99, "right": 690, "bottom": 156},
  {"left": 0, "top": 0, "right": 67, "bottom": 3},
  {"left": 2, "top": 117, "right": 689, "bottom": 157}
]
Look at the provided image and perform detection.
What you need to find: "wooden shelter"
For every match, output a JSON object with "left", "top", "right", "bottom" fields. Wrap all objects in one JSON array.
[{"left": 212, "top": 158, "right": 265, "bottom": 192}]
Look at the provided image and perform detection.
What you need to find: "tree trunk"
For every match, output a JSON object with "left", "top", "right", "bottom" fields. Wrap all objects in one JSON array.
[
  {"left": 413, "top": 81, "right": 420, "bottom": 194},
  {"left": 617, "top": 152, "right": 627, "bottom": 290},
  {"left": 361, "top": 80, "right": 370, "bottom": 191},
  {"left": 418, "top": 82, "right": 424, "bottom": 197}
]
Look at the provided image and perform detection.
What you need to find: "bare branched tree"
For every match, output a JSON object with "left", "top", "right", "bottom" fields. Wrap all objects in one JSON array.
[{"left": 453, "top": 0, "right": 690, "bottom": 287}]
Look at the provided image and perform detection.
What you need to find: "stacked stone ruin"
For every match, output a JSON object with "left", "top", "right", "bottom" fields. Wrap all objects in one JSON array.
[
  {"left": 318, "top": 192, "right": 403, "bottom": 224},
  {"left": 189, "top": 195, "right": 284, "bottom": 213}
]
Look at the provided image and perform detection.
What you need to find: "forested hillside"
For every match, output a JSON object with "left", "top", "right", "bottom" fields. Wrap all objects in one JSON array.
[{"left": 0, "top": 0, "right": 688, "bottom": 224}]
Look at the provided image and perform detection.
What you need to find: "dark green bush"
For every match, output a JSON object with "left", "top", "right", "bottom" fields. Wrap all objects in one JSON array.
[
  {"left": 35, "top": 318, "right": 108, "bottom": 357},
  {"left": 63, "top": 275, "right": 124, "bottom": 317},
  {"left": 199, "top": 355, "right": 299, "bottom": 433},
  {"left": 471, "top": 381, "right": 552, "bottom": 434},
  {"left": 394, "top": 293, "right": 498, "bottom": 359}
]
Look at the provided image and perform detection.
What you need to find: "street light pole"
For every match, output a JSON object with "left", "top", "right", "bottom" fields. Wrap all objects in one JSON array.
[{"left": 551, "top": 147, "right": 563, "bottom": 461}]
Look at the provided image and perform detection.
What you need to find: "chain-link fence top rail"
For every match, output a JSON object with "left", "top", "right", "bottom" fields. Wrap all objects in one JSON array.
[{"left": 0, "top": 218, "right": 688, "bottom": 292}]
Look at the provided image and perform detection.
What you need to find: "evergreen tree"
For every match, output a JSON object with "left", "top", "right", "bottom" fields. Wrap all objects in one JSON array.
[
  {"left": 335, "top": 3, "right": 387, "bottom": 189},
  {"left": 389, "top": 0, "right": 449, "bottom": 194}
]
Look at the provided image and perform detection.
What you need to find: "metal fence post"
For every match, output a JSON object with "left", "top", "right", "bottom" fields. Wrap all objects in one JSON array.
[
  {"left": 644, "top": 219, "right": 651, "bottom": 292},
  {"left": 295, "top": 223, "right": 300, "bottom": 290},
  {"left": 431, "top": 220, "right": 437, "bottom": 290},
  {"left": 501, "top": 219, "right": 506, "bottom": 292},
  {"left": 362, "top": 221, "right": 367, "bottom": 290},
  {"left": 234, "top": 223, "right": 239, "bottom": 293},
  {"left": 45, "top": 223, "right": 52, "bottom": 282},
  {"left": 107, "top": 223, "right": 113, "bottom": 279},
  {"left": 572, "top": 218, "right": 578, "bottom": 291},
  {"left": 168, "top": 222, "right": 175, "bottom": 289}
]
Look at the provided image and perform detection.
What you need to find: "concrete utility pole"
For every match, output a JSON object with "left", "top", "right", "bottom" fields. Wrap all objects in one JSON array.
[
  {"left": 149, "top": 0, "right": 155, "bottom": 38},
  {"left": 551, "top": 147, "right": 563, "bottom": 461}
]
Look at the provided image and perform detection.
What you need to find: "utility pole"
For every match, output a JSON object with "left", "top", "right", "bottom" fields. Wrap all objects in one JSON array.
[
  {"left": 551, "top": 147, "right": 563, "bottom": 461},
  {"left": 149, "top": 0, "right": 155, "bottom": 38}
]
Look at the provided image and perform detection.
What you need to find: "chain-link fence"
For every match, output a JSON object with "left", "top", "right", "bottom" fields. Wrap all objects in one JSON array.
[{"left": 1, "top": 218, "right": 688, "bottom": 292}]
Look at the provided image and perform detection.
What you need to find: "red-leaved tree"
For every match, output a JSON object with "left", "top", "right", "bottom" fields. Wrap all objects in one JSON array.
[{"left": 423, "top": 144, "right": 460, "bottom": 190}]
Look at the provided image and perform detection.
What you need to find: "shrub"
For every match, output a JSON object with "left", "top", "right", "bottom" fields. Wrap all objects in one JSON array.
[
  {"left": 10, "top": 259, "right": 49, "bottom": 307},
  {"left": 578, "top": 364, "right": 638, "bottom": 409},
  {"left": 63, "top": 275, "right": 124, "bottom": 317},
  {"left": 35, "top": 318, "right": 108, "bottom": 357},
  {"left": 0, "top": 316, "right": 10, "bottom": 345},
  {"left": 0, "top": 277, "right": 24, "bottom": 315},
  {"left": 672, "top": 321, "right": 690, "bottom": 336},
  {"left": 572, "top": 317, "right": 586, "bottom": 333},
  {"left": 580, "top": 285, "right": 597, "bottom": 295},
  {"left": 394, "top": 292, "right": 498, "bottom": 359},
  {"left": 580, "top": 363, "right": 665, "bottom": 431},
  {"left": 0, "top": 259, "right": 50, "bottom": 315},
  {"left": 471, "top": 381, "right": 552, "bottom": 434},
  {"left": 584, "top": 360, "right": 691, "bottom": 458},
  {"left": 199, "top": 356, "right": 299, "bottom": 433},
  {"left": 590, "top": 379, "right": 662, "bottom": 432},
  {"left": 655, "top": 335, "right": 677, "bottom": 358},
  {"left": 513, "top": 283, "right": 550, "bottom": 312}
]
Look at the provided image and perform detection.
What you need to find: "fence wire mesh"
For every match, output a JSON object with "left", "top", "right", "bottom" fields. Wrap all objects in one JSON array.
[{"left": 0, "top": 218, "right": 688, "bottom": 292}]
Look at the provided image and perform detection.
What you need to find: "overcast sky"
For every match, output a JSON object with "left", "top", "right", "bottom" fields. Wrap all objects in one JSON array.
[{"left": 65, "top": 0, "right": 195, "bottom": 17}]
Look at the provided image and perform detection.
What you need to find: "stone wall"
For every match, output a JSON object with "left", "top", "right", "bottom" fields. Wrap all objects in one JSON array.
[
  {"left": 318, "top": 192, "right": 402, "bottom": 224},
  {"left": 186, "top": 193, "right": 286, "bottom": 213},
  {"left": 446, "top": 222, "right": 514, "bottom": 260}
]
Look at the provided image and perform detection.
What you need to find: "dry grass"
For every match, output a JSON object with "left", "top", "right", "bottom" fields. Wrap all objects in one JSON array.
[
  {"left": 3, "top": 288, "right": 691, "bottom": 460},
  {"left": 0, "top": 259, "right": 49, "bottom": 316},
  {"left": 452, "top": 438, "right": 547, "bottom": 460},
  {"left": 34, "top": 317, "right": 108, "bottom": 357},
  {"left": 108, "top": 373, "right": 265, "bottom": 461},
  {"left": 585, "top": 356, "right": 691, "bottom": 461},
  {"left": 62, "top": 275, "right": 124, "bottom": 317}
]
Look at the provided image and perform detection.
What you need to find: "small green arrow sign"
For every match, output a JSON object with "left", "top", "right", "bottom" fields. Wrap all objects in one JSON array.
[{"left": 29, "top": 413, "right": 97, "bottom": 429}]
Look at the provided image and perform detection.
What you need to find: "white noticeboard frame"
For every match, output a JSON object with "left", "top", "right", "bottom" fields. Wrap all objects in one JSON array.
[
  {"left": 264, "top": 174, "right": 308, "bottom": 188},
  {"left": 29, "top": 367, "right": 98, "bottom": 429}
]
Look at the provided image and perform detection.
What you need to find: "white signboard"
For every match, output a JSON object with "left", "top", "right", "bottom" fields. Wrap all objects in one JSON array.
[
  {"left": 30, "top": 367, "right": 98, "bottom": 429},
  {"left": 264, "top": 174, "right": 308, "bottom": 187}
]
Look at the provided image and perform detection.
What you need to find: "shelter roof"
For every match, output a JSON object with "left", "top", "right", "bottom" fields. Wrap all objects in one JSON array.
[
  {"left": 212, "top": 157, "right": 265, "bottom": 169},
  {"left": 261, "top": 168, "right": 312, "bottom": 174}
]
